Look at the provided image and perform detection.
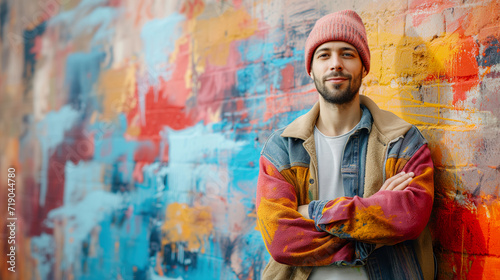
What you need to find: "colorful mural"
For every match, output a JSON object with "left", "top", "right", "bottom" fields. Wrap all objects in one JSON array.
[{"left": 0, "top": 0, "right": 499, "bottom": 279}]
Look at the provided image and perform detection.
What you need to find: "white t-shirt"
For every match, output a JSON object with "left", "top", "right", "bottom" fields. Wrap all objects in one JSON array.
[{"left": 309, "top": 126, "right": 368, "bottom": 280}]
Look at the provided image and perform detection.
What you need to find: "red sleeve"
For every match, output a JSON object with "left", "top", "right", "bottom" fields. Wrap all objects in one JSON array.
[{"left": 310, "top": 144, "right": 434, "bottom": 245}]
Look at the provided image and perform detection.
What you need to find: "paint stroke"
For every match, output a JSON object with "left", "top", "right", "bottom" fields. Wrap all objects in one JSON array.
[{"left": 36, "top": 105, "right": 80, "bottom": 206}]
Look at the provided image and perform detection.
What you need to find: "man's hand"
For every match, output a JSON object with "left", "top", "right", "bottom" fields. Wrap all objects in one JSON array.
[
  {"left": 298, "top": 204, "right": 310, "bottom": 219},
  {"left": 379, "top": 171, "right": 414, "bottom": 191}
]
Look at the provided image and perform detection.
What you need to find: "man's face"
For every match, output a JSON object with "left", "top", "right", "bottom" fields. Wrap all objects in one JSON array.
[{"left": 310, "top": 41, "right": 366, "bottom": 105}]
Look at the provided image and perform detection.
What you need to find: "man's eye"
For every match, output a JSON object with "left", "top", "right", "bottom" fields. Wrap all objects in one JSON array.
[
  {"left": 343, "top": 53, "right": 354, "bottom": 57},
  {"left": 318, "top": 54, "right": 329, "bottom": 58}
]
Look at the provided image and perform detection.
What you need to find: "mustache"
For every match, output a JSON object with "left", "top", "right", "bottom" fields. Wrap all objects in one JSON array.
[{"left": 323, "top": 72, "right": 351, "bottom": 81}]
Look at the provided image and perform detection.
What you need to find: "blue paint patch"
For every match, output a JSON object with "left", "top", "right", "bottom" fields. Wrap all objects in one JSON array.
[
  {"left": 48, "top": 0, "right": 118, "bottom": 46},
  {"left": 92, "top": 114, "right": 138, "bottom": 163},
  {"left": 478, "top": 38, "right": 500, "bottom": 67},
  {"left": 235, "top": 41, "right": 303, "bottom": 95},
  {"left": 65, "top": 51, "right": 106, "bottom": 110},
  {"left": 30, "top": 233, "right": 55, "bottom": 280},
  {"left": 140, "top": 13, "right": 185, "bottom": 83}
]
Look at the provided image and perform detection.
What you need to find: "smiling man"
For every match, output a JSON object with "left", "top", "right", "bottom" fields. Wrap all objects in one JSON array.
[{"left": 256, "top": 10, "right": 435, "bottom": 280}]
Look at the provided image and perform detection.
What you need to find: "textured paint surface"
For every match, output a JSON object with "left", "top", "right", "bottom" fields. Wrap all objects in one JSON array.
[{"left": 0, "top": 0, "right": 500, "bottom": 279}]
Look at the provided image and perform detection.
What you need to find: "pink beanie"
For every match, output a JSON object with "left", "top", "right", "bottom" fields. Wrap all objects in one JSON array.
[{"left": 305, "top": 10, "right": 370, "bottom": 75}]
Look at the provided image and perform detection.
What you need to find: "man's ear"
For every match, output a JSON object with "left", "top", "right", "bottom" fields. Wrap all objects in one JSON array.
[{"left": 362, "top": 66, "right": 368, "bottom": 78}]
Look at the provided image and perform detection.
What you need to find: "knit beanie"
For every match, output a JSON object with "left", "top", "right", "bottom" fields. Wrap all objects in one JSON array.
[{"left": 305, "top": 10, "right": 370, "bottom": 75}]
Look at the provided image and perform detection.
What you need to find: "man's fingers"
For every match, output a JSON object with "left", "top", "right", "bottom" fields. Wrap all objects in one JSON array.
[
  {"left": 382, "top": 172, "right": 414, "bottom": 191},
  {"left": 380, "top": 171, "right": 405, "bottom": 191},
  {"left": 392, "top": 177, "right": 413, "bottom": 191}
]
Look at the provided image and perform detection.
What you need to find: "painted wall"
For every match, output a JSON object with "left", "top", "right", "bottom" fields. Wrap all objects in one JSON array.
[{"left": 0, "top": 0, "right": 499, "bottom": 279}]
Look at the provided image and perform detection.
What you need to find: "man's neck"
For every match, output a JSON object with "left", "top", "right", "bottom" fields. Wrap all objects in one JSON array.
[{"left": 316, "top": 94, "right": 362, "bottom": 137}]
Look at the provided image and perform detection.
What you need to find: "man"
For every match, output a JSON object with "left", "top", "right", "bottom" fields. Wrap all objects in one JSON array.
[{"left": 256, "top": 10, "right": 435, "bottom": 280}]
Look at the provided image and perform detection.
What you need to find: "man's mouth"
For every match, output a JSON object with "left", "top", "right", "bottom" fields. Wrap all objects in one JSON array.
[{"left": 325, "top": 77, "right": 348, "bottom": 84}]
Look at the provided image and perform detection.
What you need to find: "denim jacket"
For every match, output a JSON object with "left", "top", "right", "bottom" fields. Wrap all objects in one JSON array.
[{"left": 256, "top": 95, "right": 435, "bottom": 280}]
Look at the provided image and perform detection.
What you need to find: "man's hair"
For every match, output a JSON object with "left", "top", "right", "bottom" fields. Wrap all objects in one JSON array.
[{"left": 304, "top": 10, "right": 370, "bottom": 75}]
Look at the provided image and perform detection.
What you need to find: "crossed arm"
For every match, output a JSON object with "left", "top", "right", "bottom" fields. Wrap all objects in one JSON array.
[
  {"left": 297, "top": 171, "right": 415, "bottom": 218},
  {"left": 256, "top": 145, "right": 434, "bottom": 266}
]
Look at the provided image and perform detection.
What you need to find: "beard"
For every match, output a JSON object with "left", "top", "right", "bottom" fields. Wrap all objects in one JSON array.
[{"left": 313, "top": 71, "right": 362, "bottom": 105}]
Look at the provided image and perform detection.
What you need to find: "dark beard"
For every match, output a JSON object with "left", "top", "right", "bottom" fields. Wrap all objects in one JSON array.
[{"left": 313, "top": 72, "right": 361, "bottom": 105}]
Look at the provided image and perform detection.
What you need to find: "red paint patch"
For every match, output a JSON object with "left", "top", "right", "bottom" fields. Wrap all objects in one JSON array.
[
  {"left": 486, "top": 198, "right": 500, "bottom": 256},
  {"left": 126, "top": 40, "right": 194, "bottom": 140},
  {"left": 280, "top": 64, "right": 295, "bottom": 91},
  {"left": 431, "top": 194, "right": 487, "bottom": 255},
  {"left": 134, "top": 142, "right": 158, "bottom": 163},
  {"left": 445, "top": 37, "right": 480, "bottom": 105}
]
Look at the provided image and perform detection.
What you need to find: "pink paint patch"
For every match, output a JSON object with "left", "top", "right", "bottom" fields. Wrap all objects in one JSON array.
[
  {"left": 409, "top": 0, "right": 454, "bottom": 27},
  {"left": 30, "top": 36, "right": 43, "bottom": 58},
  {"left": 263, "top": 85, "right": 318, "bottom": 123},
  {"left": 280, "top": 64, "right": 294, "bottom": 91},
  {"left": 232, "top": 0, "right": 243, "bottom": 9},
  {"left": 194, "top": 43, "right": 240, "bottom": 123},
  {"left": 132, "top": 161, "right": 147, "bottom": 183}
]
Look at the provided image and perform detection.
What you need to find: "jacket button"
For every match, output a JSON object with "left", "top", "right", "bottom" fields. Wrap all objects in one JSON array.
[{"left": 309, "top": 179, "right": 314, "bottom": 184}]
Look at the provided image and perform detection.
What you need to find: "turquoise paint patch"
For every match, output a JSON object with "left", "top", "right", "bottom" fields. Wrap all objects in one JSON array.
[
  {"left": 140, "top": 13, "right": 185, "bottom": 82},
  {"left": 30, "top": 234, "right": 55, "bottom": 280},
  {"left": 46, "top": 161, "right": 123, "bottom": 270},
  {"left": 73, "top": 6, "right": 119, "bottom": 45}
]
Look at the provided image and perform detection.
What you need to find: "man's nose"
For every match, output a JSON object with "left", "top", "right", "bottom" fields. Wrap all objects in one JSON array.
[{"left": 329, "top": 55, "right": 343, "bottom": 71}]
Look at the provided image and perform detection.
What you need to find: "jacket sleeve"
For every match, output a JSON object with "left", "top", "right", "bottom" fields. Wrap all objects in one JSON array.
[
  {"left": 256, "top": 156, "right": 374, "bottom": 266},
  {"left": 308, "top": 143, "right": 434, "bottom": 245}
]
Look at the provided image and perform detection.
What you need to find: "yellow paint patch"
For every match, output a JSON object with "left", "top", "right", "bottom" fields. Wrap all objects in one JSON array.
[
  {"left": 328, "top": 205, "right": 397, "bottom": 243},
  {"left": 97, "top": 65, "right": 137, "bottom": 121},
  {"left": 189, "top": 8, "right": 258, "bottom": 68},
  {"left": 161, "top": 202, "right": 213, "bottom": 252},
  {"left": 365, "top": 31, "right": 481, "bottom": 131}
]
